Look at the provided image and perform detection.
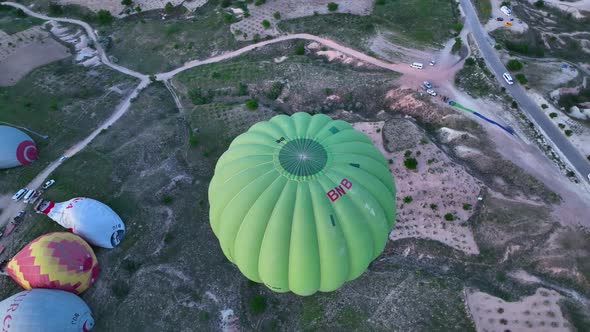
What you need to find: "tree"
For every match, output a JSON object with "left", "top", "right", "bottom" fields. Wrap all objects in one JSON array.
[
  {"left": 121, "top": 0, "right": 133, "bottom": 6},
  {"left": 261, "top": 19, "right": 270, "bottom": 29},
  {"left": 404, "top": 157, "right": 418, "bottom": 170},
  {"left": 534, "top": 0, "right": 544, "bottom": 8},
  {"left": 164, "top": 2, "right": 174, "bottom": 13},
  {"left": 549, "top": 112, "right": 557, "bottom": 118},
  {"left": 506, "top": 59, "right": 523, "bottom": 71},
  {"left": 541, "top": 104, "right": 548, "bottom": 109},
  {"left": 327, "top": 2, "right": 338, "bottom": 11},
  {"left": 515, "top": 73, "right": 528, "bottom": 84},
  {"left": 96, "top": 10, "right": 114, "bottom": 25},
  {"left": 444, "top": 213, "right": 455, "bottom": 221},
  {"left": 403, "top": 196, "right": 413, "bottom": 203},
  {"left": 451, "top": 37, "right": 462, "bottom": 53},
  {"left": 565, "top": 130, "right": 573, "bottom": 136},
  {"left": 465, "top": 57, "right": 476, "bottom": 66},
  {"left": 294, "top": 42, "right": 305, "bottom": 55},
  {"left": 273, "top": 11, "right": 281, "bottom": 20},
  {"left": 245, "top": 99, "right": 258, "bottom": 110}
]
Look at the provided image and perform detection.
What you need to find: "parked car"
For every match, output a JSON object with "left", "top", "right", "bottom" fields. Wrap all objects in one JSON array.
[
  {"left": 426, "top": 89, "right": 437, "bottom": 96},
  {"left": 29, "top": 190, "right": 42, "bottom": 205},
  {"left": 503, "top": 72, "right": 514, "bottom": 85},
  {"left": 42, "top": 179, "right": 55, "bottom": 189},
  {"left": 23, "top": 190, "right": 36, "bottom": 203},
  {"left": 12, "top": 188, "right": 28, "bottom": 201},
  {"left": 423, "top": 81, "right": 433, "bottom": 89},
  {"left": 496, "top": 17, "right": 504, "bottom": 21},
  {"left": 13, "top": 210, "right": 25, "bottom": 223},
  {"left": 429, "top": 60, "right": 436, "bottom": 66},
  {"left": 59, "top": 156, "right": 68, "bottom": 162}
]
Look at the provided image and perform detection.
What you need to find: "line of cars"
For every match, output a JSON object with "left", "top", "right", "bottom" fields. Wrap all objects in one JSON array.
[{"left": 11, "top": 179, "right": 55, "bottom": 203}]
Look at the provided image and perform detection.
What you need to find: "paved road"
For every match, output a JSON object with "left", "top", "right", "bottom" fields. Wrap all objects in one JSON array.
[{"left": 460, "top": 0, "right": 590, "bottom": 181}]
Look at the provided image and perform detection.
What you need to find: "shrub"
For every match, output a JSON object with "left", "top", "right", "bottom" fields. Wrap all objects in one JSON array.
[
  {"left": 245, "top": 99, "right": 259, "bottom": 110},
  {"left": 549, "top": 112, "right": 557, "bottom": 118},
  {"left": 266, "top": 82, "right": 284, "bottom": 100},
  {"left": 403, "top": 196, "right": 413, "bottom": 204},
  {"left": 189, "top": 88, "right": 211, "bottom": 105},
  {"left": 515, "top": 73, "right": 528, "bottom": 84},
  {"left": 534, "top": 0, "right": 544, "bottom": 8},
  {"left": 48, "top": 2, "right": 64, "bottom": 15},
  {"left": 327, "top": 3, "right": 338, "bottom": 11},
  {"left": 404, "top": 158, "right": 418, "bottom": 170},
  {"left": 262, "top": 20, "right": 270, "bottom": 29},
  {"left": 511, "top": 101, "right": 518, "bottom": 108},
  {"left": 250, "top": 295, "right": 267, "bottom": 314},
  {"left": 465, "top": 57, "right": 476, "bottom": 66},
  {"left": 454, "top": 22, "right": 464, "bottom": 33},
  {"left": 404, "top": 150, "right": 412, "bottom": 157},
  {"left": 97, "top": 10, "right": 114, "bottom": 25},
  {"left": 430, "top": 204, "right": 438, "bottom": 210},
  {"left": 506, "top": 59, "right": 523, "bottom": 71},
  {"left": 565, "top": 130, "right": 573, "bottom": 136},
  {"left": 494, "top": 44, "right": 502, "bottom": 50},
  {"left": 541, "top": 104, "right": 548, "bottom": 109},
  {"left": 255, "top": 0, "right": 266, "bottom": 5},
  {"left": 558, "top": 123, "right": 565, "bottom": 129},
  {"left": 236, "top": 83, "right": 248, "bottom": 96},
  {"left": 121, "top": 0, "right": 133, "bottom": 6},
  {"left": 162, "top": 195, "right": 173, "bottom": 205},
  {"left": 444, "top": 213, "right": 455, "bottom": 221},
  {"left": 463, "top": 203, "right": 472, "bottom": 210},
  {"left": 273, "top": 12, "right": 281, "bottom": 20}
]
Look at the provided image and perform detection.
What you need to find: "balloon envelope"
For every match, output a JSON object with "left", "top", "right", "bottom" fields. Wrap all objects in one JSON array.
[
  {"left": 41, "top": 197, "right": 125, "bottom": 248},
  {"left": 0, "top": 125, "right": 38, "bottom": 169},
  {"left": 0, "top": 289, "right": 94, "bottom": 332},
  {"left": 6, "top": 232, "right": 99, "bottom": 294},
  {"left": 209, "top": 112, "right": 396, "bottom": 295}
]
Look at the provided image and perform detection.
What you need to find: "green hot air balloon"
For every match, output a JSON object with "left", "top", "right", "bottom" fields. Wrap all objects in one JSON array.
[{"left": 209, "top": 112, "right": 396, "bottom": 296}]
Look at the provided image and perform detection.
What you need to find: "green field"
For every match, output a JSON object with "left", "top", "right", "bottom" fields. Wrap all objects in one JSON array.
[
  {"left": 280, "top": 0, "right": 461, "bottom": 51},
  {"left": 0, "top": 60, "right": 138, "bottom": 193},
  {"left": 175, "top": 41, "right": 399, "bottom": 119},
  {"left": 0, "top": 5, "right": 44, "bottom": 34},
  {"left": 99, "top": 0, "right": 249, "bottom": 74}
]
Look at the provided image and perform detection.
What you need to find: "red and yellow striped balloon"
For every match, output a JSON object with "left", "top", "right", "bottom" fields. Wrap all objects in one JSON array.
[{"left": 6, "top": 232, "right": 99, "bottom": 294}]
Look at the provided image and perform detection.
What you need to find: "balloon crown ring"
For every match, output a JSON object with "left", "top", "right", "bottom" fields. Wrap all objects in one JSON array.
[{"left": 274, "top": 137, "right": 331, "bottom": 181}]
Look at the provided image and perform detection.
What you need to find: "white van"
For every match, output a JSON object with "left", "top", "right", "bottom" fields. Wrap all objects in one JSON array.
[
  {"left": 500, "top": 6, "right": 512, "bottom": 16},
  {"left": 410, "top": 62, "right": 424, "bottom": 69},
  {"left": 503, "top": 72, "right": 514, "bottom": 85},
  {"left": 12, "top": 188, "right": 28, "bottom": 201},
  {"left": 23, "top": 190, "right": 35, "bottom": 203}
]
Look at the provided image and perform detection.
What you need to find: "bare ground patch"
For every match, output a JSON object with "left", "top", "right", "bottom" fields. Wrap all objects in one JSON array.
[
  {"left": 465, "top": 287, "right": 571, "bottom": 331},
  {"left": 353, "top": 120, "right": 481, "bottom": 255}
]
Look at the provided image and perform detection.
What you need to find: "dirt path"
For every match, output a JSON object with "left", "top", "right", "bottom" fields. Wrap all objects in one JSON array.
[
  {"left": 2, "top": 2, "right": 147, "bottom": 80},
  {"left": 157, "top": 33, "right": 449, "bottom": 80}
]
